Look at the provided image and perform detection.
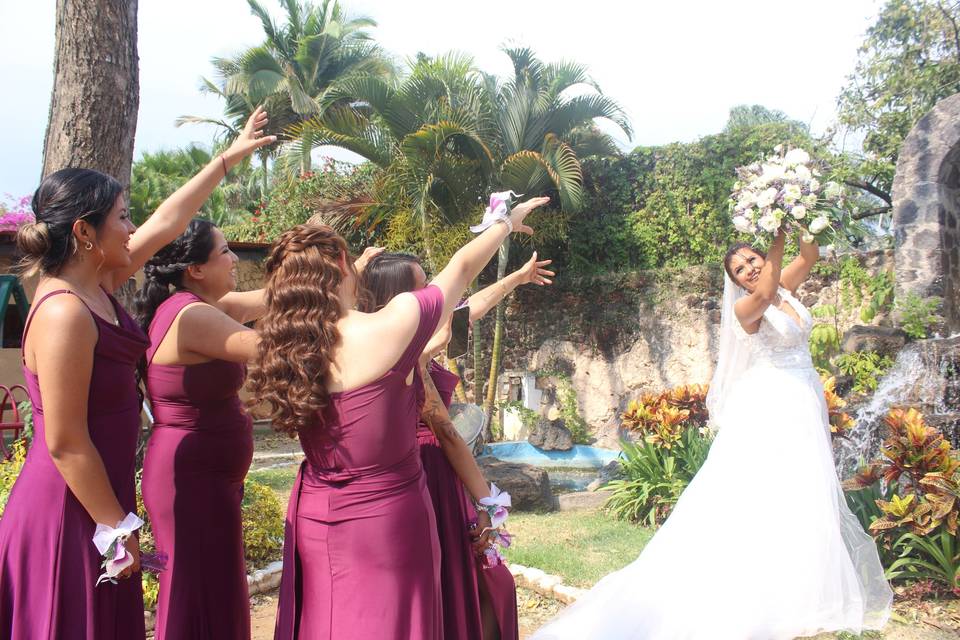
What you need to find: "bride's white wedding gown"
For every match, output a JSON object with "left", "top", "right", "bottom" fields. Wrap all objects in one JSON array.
[{"left": 532, "top": 288, "right": 892, "bottom": 640}]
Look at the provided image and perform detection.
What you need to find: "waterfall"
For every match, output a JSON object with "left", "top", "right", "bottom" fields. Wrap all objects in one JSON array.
[{"left": 835, "top": 336, "right": 960, "bottom": 477}]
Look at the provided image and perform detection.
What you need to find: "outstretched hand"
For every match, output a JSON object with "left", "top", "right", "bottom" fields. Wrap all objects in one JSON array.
[
  {"left": 223, "top": 106, "right": 277, "bottom": 164},
  {"left": 509, "top": 196, "right": 550, "bottom": 235},
  {"left": 517, "top": 251, "right": 554, "bottom": 286}
]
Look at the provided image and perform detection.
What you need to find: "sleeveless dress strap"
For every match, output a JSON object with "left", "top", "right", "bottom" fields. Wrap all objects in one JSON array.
[
  {"left": 21, "top": 289, "right": 90, "bottom": 364},
  {"left": 146, "top": 291, "right": 204, "bottom": 364},
  {"left": 392, "top": 285, "right": 445, "bottom": 376}
]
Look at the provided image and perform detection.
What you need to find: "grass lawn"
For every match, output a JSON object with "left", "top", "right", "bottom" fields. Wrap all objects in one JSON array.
[
  {"left": 248, "top": 465, "right": 298, "bottom": 495},
  {"left": 503, "top": 509, "right": 653, "bottom": 588}
]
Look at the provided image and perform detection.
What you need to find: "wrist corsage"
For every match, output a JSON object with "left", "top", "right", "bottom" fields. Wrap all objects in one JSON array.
[
  {"left": 480, "top": 528, "right": 512, "bottom": 569},
  {"left": 92, "top": 513, "right": 144, "bottom": 585},
  {"left": 477, "top": 482, "right": 511, "bottom": 528},
  {"left": 470, "top": 191, "right": 521, "bottom": 235},
  {"left": 474, "top": 483, "right": 513, "bottom": 569}
]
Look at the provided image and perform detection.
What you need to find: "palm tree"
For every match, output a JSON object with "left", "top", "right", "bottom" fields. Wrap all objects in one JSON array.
[
  {"left": 176, "top": 57, "right": 285, "bottom": 198},
  {"left": 285, "top": 52, "right": 496, "bottom": 267},
  {"left": 229, "top": 0, "right": 390, "bottom": 174},
  {"left": 177, "top": 0, "right": 390, "bottom": 186},
  {"left": 479, "top": 47, "right": 632, "bottom": 435},
  {"left": 287, "top": 48, "right": 631, "bottom": 438}
]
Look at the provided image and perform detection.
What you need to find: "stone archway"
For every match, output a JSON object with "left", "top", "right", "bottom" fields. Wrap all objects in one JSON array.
[{"left": 892, "top": 92, "right": 960, "bottom": 333}]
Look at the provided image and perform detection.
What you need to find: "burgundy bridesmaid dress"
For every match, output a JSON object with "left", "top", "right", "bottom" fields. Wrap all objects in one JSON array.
[
  {"left": 419, "top": 360, "right": 519, "bottom": 640},
  {"left": 0, "top": 290, "right": 149, "bottom": 640},
  {"left": 141, "top": 291, "right": 254, "bottom": 639},
  {"left": 274, "top": 285, "right": 445, "bottom": 640}
]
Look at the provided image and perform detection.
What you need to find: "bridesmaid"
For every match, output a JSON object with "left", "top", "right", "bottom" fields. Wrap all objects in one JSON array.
[
  {"left": 249, "top": 196, "right": 548, "bottom": 640},
  {"left": 133, "top": 218, "right": 264, "bottom": 639},
  {"left": 360, "top": 250, "right": 554, "bottom": 640},
  {"left": 0, "top": 107, "right": 274, "bottom": 640}
]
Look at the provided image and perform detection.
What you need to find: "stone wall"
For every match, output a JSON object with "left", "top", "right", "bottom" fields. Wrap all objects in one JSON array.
[
  {"left": 891, "top": 92, "right": 960, "bottom": 333},
  {"left": 489, "top": 251, "right": 894, "bottom": 447}
]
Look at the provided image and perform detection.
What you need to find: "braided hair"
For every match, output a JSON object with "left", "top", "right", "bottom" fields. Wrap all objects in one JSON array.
[{"left": 133, "top": 219, "right": 217, "bottom": 332}]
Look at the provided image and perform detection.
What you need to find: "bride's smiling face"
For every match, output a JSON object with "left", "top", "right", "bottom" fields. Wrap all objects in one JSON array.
[{"left": 727, "top": 249, "right": 765, "bottom": 292}]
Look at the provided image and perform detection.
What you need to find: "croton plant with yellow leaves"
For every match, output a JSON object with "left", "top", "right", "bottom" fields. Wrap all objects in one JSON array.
[{"left": 843, "top": 408, "right": 960, "bottom": 595}]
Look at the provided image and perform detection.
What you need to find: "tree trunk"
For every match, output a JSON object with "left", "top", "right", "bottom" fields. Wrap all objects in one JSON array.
[
  {"left": 261, "top": 154, "right": 269, "bottom": 199},
  {"left": 42, "top": 0, "right": 140, "bottom": 188},
  {"left": 482, "top": 238, "right": 511, "bottom": 441}
]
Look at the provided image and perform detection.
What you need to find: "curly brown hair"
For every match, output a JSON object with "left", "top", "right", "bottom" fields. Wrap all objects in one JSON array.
[{"left": 247, "top": 224, "right": 355, "bottom": 436}]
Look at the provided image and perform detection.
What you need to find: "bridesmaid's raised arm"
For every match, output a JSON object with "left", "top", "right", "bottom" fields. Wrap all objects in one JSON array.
[
  {"left": 429, "top": 196, "right": 549, "bottom": 329},
  {"left": 104, "top": 107, "right": 276, "bottom": 291}
]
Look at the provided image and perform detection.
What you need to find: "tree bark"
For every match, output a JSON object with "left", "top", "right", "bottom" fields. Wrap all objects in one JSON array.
[
  {"left": 482, "top": 238, "right": 511, "bottom": 441},
  {"left": 42, "top": 0, "right": 139, "bottom": 188}
]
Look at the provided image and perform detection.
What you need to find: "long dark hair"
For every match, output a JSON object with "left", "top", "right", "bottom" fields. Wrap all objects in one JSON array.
[
  {"left": 358, "top": 253, "right": 421, "bottom": 312},
  {"left": 133, "top": 219, "right": 217, "bottom": 331},
  {"left": 246, "top": 224, "right": 357, "bottom": 435},
  {"left": 723, "top": 242, "right": 766, "bottom": 281},
  {"left": 17, "top": 168, "right": 123, "bottom": 277}
]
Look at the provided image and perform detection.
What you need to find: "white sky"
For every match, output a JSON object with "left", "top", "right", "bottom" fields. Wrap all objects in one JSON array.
[{"left": 2, "top": 0, "right": 880, "bottom": 199}]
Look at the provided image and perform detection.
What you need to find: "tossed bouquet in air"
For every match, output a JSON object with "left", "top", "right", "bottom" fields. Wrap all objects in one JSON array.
[{"left": 729, "top": 146, "right": 845, "bottom": 244}]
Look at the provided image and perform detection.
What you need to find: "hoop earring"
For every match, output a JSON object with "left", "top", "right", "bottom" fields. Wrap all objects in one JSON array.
[{"left": 84, "top": 241, "right": 93, "bottom": 251}]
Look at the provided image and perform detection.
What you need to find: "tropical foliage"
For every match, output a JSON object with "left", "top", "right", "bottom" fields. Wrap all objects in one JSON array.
[
  {"left": 179, "top": 0, "right": 390, "bottom": 189},
  {"left": 837, "top": 0, "right": 960, "bottom": 206},
  {"left": 129, "top": 146, "right": 263, "bottom": 226},
  {"left": 844, "top": 408, "right": 960, "bottom": 594},
  {"left": 222, "top": 157, "right": 379, "bottom": 245},
  {"left": 607, "top": 385, "right": 713, "bottom": 525}
]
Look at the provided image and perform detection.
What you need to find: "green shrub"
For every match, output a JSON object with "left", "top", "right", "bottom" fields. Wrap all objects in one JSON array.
[
  {"left": 241, "top": 477, "right": 286, "bottom": 570},
  {"left": 142, "top": 572, "right": 160, "bottom": 610},
  {"left": 222, "top": 159, "right": 379, "bottom": 246},
  {"left": 808, "top": 305, "right": 841, "bottom": 370},
  {"left": 897, "top": 293, "right": 943, "bottom": 340},
  {"left": 835, "top": 351, "right": 895, "bottom": 394},
  {"left": 0, "top": 438, "right": 27, "bottom": 518},
  {"left": 605, "top": 427, "right": 712, "bottom": 526}
]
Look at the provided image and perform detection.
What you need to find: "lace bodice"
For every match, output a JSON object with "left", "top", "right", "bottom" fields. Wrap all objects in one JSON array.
[{"left": 738, "top": 288, "right": 814, "bottom": 370}]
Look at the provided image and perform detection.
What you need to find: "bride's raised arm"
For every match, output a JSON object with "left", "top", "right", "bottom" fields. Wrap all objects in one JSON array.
[
  {"left": 733, "top": 231, "right": 786, "bottom": 331},
  {"left": 779, "top": 235, "right": 819, "bottom": 295}
]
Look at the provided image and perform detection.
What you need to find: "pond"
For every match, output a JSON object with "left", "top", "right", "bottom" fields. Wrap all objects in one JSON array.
[{"left": 484, "top": 441, "right": 621, "bottom": 469}]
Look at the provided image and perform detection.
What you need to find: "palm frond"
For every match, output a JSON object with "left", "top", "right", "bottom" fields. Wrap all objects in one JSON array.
[
  {"left": 548, "top": 93, "right": 633, "bottom": 140},
  {"left": 541, "top": 134, "right": 583, "bottom": 211}
]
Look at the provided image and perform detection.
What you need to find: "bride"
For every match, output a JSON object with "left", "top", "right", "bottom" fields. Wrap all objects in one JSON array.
[{"left": 531, "top": 230, "right": 892, "bottom": 640}]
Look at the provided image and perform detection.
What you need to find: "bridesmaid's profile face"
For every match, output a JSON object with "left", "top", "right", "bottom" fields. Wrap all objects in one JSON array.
[
  {"left": 196, "top": 227, "right": 238, "bottom": 294},
  {"left": 90, "top": 195, "right": 136, "bottom": 270},
  {"left": 728, "top": 249, "right": 765, "bottom": 292}
]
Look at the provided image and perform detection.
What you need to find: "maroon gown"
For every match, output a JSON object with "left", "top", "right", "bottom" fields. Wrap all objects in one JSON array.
[
  {"left": 274, "top": 285, "right": 444, "bottom": 640},
  {"left": 141, "top": 291, "right": 253, "bottom": 639},
  {"left": 0, "top": 290, "right": 149, "bottom": 640},
  {"left": 419, "top": 361, "right": 519, "bottom": 640}
]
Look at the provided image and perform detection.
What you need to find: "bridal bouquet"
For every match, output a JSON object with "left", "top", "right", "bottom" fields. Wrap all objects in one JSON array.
[{"left": 729, "top": 146, "right": 845, "bottom": 244}]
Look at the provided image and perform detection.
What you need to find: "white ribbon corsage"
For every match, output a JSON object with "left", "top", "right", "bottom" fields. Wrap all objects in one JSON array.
[
  {"left": 470, "top": 191, "right": 522, "bottom": 234},
  {"left": 92, "top": 512, "right": 144, "bottom": 585}
]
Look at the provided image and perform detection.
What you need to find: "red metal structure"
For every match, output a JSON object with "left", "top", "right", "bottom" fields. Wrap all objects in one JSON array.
[{"left": 0, "top": 384, "right": 29, "bottom": 460}]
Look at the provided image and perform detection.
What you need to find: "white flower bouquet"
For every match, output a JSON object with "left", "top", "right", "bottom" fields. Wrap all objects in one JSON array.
[{"left": 729, "top": 146, "right": 845, "bottom": 244}]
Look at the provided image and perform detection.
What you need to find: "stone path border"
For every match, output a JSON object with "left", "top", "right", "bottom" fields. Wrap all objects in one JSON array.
[{"left": 507, "top": 562, "right": 585, "bottom": 604}]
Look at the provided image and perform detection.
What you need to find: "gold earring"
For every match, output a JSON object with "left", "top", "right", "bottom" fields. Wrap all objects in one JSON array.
[{"left": 84, "top": 241, "right": 93, "bottom": 251}]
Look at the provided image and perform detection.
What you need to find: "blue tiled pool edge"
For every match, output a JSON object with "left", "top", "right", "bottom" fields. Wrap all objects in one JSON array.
[{"left": 483, "top": 441, "right": 621, "bottom": 469}]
